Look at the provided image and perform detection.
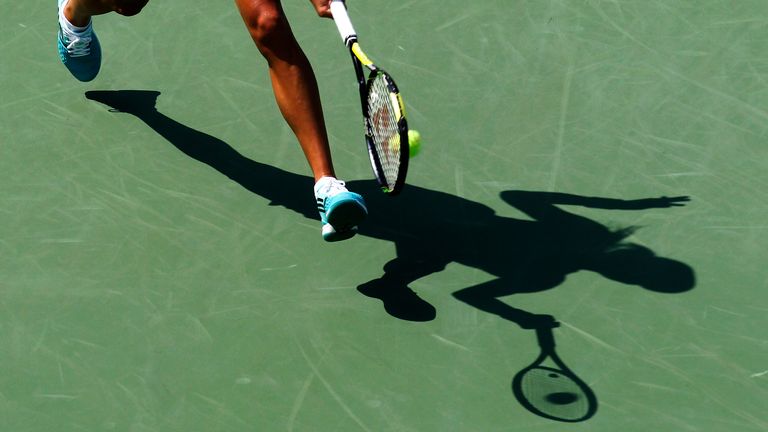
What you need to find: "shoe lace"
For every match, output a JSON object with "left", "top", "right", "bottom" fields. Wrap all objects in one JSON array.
[
  {"left": 316, "top": 178, "right": 347, "bottom": 199},
  {"left": 61, "top": 28, "right": 92, "bottom": 57}
]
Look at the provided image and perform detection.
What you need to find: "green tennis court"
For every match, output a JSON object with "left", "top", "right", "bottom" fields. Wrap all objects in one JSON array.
[{"left": 3, "top": 1, "right": 767, "bottom": 430}]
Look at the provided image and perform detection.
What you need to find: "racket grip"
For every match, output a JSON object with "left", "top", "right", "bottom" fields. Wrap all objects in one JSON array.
[
  {"left": 330, "top": 0, "right": 357, "bottom": 45},
  {"left": 536, "top": 326, "right": 556, "bottom": 351}
]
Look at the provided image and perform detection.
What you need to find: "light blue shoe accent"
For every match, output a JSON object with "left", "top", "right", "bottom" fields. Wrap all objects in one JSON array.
[
  {"left": 315, "top": 178, "right": 367, "bottom": 242},
  {"left": 57, "top": 0, "right": 101, "bottom": 82}
]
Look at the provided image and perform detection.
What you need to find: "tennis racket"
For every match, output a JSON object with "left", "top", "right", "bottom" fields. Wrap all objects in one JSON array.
[
  {"left": 330, "top": 0, "right": 409, "bottom": 195},
  {"left": 512, "top": 323, "right": 598, "bottom": 422}
]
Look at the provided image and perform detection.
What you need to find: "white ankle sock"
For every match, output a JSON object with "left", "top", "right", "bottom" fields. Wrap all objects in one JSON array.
[
  {"left": 59, "top": 0, "right": 91, "bottom": 34},
  {"left": 314, "top": 176, "right": 345, "bottom": 198}
]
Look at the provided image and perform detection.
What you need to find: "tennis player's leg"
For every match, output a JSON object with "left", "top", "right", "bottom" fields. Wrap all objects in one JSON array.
[
  {"left": 235, "top": 0, "right": 367, "bottom": 241},
  {"left": 57, "top": 0, "right": 149, "bottom": 81}
]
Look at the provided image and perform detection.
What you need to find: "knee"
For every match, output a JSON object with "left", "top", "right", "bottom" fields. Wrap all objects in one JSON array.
[
  {"left": 113, "top": 0, "right": 149, "bottom": 16},
  {"left": 240, "top": 4, "right": 290, "bottom": 53}
]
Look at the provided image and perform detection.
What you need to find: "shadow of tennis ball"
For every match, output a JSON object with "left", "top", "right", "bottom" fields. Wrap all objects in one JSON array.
[{"left": 545, "top": 392, "right": 579, "bottom": 405}]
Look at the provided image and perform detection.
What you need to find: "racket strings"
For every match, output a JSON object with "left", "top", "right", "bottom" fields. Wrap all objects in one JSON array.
[
  {"left": 366, "top": 74, "right": 402, "bottom": 188},
  {"left": 518, "top": 367, "right": 593, "bottom": 422}
]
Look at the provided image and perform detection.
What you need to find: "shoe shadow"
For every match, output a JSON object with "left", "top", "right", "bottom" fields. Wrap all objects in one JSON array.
[{"left": 85, "top": 90, "right": 696, "bottom": 329}]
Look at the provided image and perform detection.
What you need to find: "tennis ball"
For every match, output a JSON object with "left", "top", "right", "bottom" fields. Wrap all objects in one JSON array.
[{"left": 408, "top": 129, "right": 421, "bottom": 157}]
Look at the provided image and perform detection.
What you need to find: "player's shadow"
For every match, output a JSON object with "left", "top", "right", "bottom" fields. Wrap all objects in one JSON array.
[
  {"left": 358, "top": 187, "right": 694, "bottom": 326},
  {"left": 85, "top": 90, "right": 696, "bottom": 329}
]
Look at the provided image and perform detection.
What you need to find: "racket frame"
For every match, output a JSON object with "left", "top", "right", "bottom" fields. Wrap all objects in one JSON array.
[{"left": 330, "top": 0, "right": 409, "bottom": 195}]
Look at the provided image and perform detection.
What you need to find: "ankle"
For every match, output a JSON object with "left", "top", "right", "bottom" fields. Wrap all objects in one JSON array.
[{"left": 61, "top": 0, "right": 92, "bottom": 28}]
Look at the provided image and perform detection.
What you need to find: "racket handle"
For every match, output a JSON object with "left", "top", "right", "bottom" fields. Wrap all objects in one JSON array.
[
  {"left": 330, "top": 0, "right": 357, "bottom": 45},
  {"left": 535, "top": 326, "right": 556, "bottom": 351}
]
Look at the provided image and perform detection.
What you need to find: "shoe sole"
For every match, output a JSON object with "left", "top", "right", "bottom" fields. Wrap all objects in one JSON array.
[
  {"left": 322, "top": 225, "right": 358, "bottom": 242},
  {"left": 326, "top": 200, "right": 367, "bottom": 232}
]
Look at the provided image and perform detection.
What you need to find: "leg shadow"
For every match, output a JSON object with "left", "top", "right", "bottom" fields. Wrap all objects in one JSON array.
[{"left": 85, "top": 90, "right": 316, "bottom": 219}]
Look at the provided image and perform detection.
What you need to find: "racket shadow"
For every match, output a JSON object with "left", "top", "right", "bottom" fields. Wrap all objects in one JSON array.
[{"left": 511, "top": 322, "right": 598, "bottom": 422}]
